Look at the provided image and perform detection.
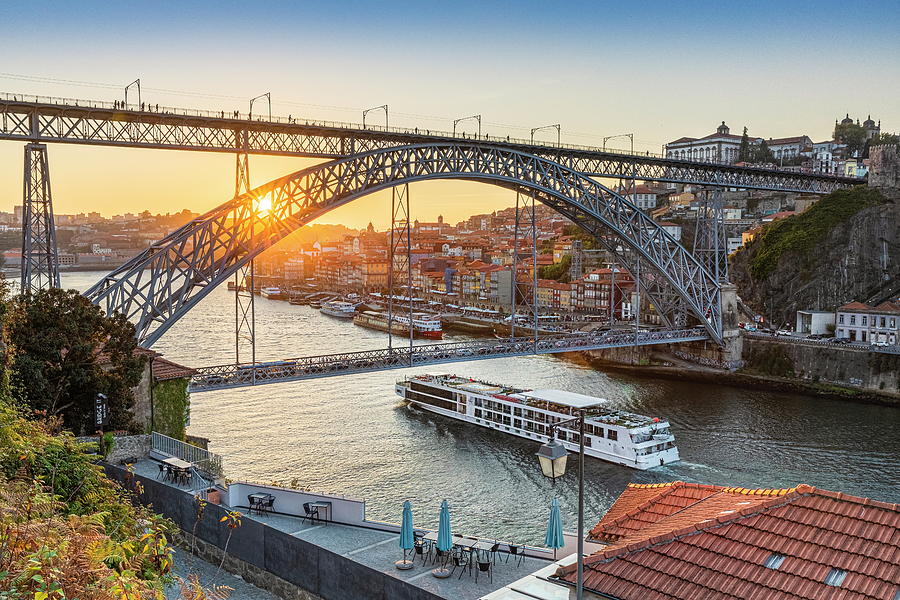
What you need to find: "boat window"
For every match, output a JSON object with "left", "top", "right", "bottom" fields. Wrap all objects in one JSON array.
[
  {"left": 474, "top": 409, "right": 482, "bottom": 418},
  {"left": 584, "top": 437, "right": 592, "bottom": 447},
  {"left": 558, "top": 431, "right": 567, "bottom": 441},
  {"left": 608, "top": 429, "right": 618, "bottom": 441},
  {"left": 513, "top": 407, "right": 522, "bottom": 417},
  {"left": 594, "top": 427, "right": 604, "bottom": 438}
]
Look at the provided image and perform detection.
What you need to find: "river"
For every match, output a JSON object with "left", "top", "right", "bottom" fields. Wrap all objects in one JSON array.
[{"left": 63, "top": 271, "right": 900, "bottom": 545}]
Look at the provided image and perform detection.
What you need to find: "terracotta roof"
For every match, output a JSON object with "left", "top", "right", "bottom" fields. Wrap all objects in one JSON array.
[
  {"left": 558, "top": 482, "right": 900, "bottom": 600},
  {"left": 767, "top": 136, "right": 811, "bottom": 145},
  {"left": 838, "top": 300, "right": 900, "bottom": 314},
  {"left": 151, "top": 356, "right": 196, "bottom": 381}
]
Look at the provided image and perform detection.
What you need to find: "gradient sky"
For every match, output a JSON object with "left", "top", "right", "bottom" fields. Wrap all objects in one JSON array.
[{"left": 2, "top": 0, "right": 898, "bottom": 228}]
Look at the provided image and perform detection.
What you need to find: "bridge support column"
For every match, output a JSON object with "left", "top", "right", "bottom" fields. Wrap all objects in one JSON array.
[
  {"left": 21, "top": 143, "right": 60, "bottom": 294},
  {"left": 694, "top": 187, "right": 729, "bottom": 285},
  {"left": 511, "top": 190, "right": 539, "bottom": 344},
  {"left": 387, "top": 183, "right": 413, "bottom": 360},
  {"left": 233, "top": 133, "right": 256, "bottom": 368}
]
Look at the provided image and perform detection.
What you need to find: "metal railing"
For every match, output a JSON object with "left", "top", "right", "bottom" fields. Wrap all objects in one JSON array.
[
  {"left": 151, "top": 431, "right": 223, "bottom": 478},
  {"left": 190, "top": 327, "right": 710, "bottom": 391},
  {"left": 0, "top": 91, "right": 862, "bottom": 180}
]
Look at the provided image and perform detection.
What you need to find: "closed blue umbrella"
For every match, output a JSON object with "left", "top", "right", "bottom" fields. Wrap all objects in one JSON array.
[
  {"left": 396, "top": 500, "right": 415, "bottom": 569},
  {"left": 544, "top": 497, "right": 565, "bottom": 559},
  {"left": 437, "top": 499, "right": 453, "bottom": 552}
]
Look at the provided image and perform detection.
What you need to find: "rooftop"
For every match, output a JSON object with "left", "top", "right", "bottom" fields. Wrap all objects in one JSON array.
[
  {"left": 522, "top": 389, "right": 607, "bottom": 409},
  {"left": 556, "top": 481, "right": 900, "bottom": 600}
]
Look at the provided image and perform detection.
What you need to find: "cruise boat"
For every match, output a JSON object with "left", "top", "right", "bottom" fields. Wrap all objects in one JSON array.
[
  {"left": 320, "top": 300, "right": 357, "bottom": 318},
  {"left": 260, "top": 286, "right": 286, "bottom": 300},
  {"left": 395, "top": 374, "right": 679, "bottom": 470},
  {"left": 354, "top": 311, "right": 443, "bottom": 339}
]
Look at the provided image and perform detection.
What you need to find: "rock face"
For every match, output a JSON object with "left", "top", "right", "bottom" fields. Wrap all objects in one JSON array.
[{"left": 730, "top": 187, "right": 898, "bottom": 327}]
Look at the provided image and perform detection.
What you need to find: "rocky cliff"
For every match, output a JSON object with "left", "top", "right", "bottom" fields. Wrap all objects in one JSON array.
[{"left": 730, "top": 186, "right": 898, "bottom": 327}]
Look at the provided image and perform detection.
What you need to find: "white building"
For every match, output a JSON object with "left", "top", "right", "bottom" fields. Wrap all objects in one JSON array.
[
  {"left": 835, "top": 301, "right": 900, "bottom": 344},
  {"left": 625, "top": 185, "right": 658, "bottom": 210},
  {"left": 657, "top": 221, "right": 682, "bottom": 241},
  {"left": 665, "top": 122, "right": 756, "bottom": 164},
  {"left": 766, "top": 136, "right": 813, "bottom": 161},
  {"left": 796, "top": 310, "right": 835, "bottom": 335},
  {"left": 727, "top": 237, "right": 743, "bottom": 254}
]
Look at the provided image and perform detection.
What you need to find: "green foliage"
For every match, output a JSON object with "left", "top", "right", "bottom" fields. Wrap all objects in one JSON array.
[
  {"left": 738, "top": 126, "right": 752, "bottom": 162},
  {"left": 99, "top": 431, "right": 115, "bottom": 459},
  {"left": 834, "top": 122, "right": 867, "bottom": 156},
  {"left": 539, "top": 254, "right": 572, "bottom": 283},
  {"left": 869, "top": 132, "right": 899, "bottom": 147},
  {"left": 754, "top": 138, "right": 773, "bottom": 163},
  {"left": 561, "top": 224, "right": 598, "bottom": 250},
  {"left": 153, "top": 378, "right": 190, "bottom": 440},
  {"left": 5, "top": 288, "right": 146, "bottom": 435},
  {"left": 746, "top": 187, "right": 886, "bottom": 280}
]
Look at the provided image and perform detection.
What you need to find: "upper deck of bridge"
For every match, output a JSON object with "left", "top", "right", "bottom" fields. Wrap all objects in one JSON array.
[{"left": 0, "top": 91, "right": 863, "bottom": 193}]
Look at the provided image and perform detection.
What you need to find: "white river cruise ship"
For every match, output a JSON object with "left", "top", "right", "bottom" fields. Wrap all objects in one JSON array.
[{"left": 396, "top": 374, "right": 679, "bottom": 470}]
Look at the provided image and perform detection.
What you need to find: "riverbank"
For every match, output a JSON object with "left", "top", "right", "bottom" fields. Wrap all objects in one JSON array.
[{"left": 577, "top": 351, "right": 900, "bottom": 407}]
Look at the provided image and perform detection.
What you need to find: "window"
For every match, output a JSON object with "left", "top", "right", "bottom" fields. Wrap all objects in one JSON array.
[
  {"left": 594, "top": 427, "right": 604, "bottom": 438},
  {"left": 862, "top": 316, "right": 867, "bottom": 326},
  {"left": 839, "top": 314, "right": 844, "bottom": 324},
  {"left": 850, "top": 315, "right": 856, "bottom": 325},
  {"left": 763, "top": 553, "right": 786, "bottom": 569},
  {"left": 824, "top": 568, "right": 847, "bottom": 587},
  {"left": 891, "top": 318, "right": 896, "bottom": 328},
  {"left": 608, "top": 429, "right": 618, "bottom": 441},
  {"left": 584, "top": 437, "right": 592, "bottom": 447},
  {"left": 880, "top": 317, "right": 886, "bottom": 328}
]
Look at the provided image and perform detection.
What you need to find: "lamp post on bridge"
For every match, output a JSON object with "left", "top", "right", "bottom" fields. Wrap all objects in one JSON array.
[
  {"left": 531, "top": 124, "right": 561, "bottom": 147},
  {"left": 601, "top": 132, "right": 633, "bottom": 154},
  {"left": 250, "top": 92, "right": 271, "bottom": 121},
  {"left": 453, "top": 115, "right": 481, "bottom": 139},
  {"left": 535, "top": 400, "right": 603, "bottom": 600},
  {"left": 124, "top": 79, "right": 141, "bottom": 108},
  {"left": 363, "top": 105, "right": 389, "bottom": 129}
]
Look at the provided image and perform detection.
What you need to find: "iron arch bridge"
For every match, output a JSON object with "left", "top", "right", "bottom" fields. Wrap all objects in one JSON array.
[{"left": 85, "top": 143, "right": 722, "bottom": 351}]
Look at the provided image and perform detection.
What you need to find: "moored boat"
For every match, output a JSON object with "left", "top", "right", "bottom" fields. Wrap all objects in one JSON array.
[
  {"left": 395, "top": 374, "right": 679, "bottom": 470},
  {"left": 260, "top": 286, "right": 286, "bottom": 300},
  {"left": 320, "top": 300, "right": 357, "bottom": 318},
  {"left": 353, "top": 311, "right": 443, "bottom": 339}
]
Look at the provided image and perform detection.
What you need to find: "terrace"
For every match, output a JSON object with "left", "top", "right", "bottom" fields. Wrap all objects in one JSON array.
[{"left": 128, "top": 454, "right": 595, "bottom": 600}]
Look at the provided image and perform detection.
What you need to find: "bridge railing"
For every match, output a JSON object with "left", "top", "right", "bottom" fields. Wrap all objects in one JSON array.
[
  {"left": 190, "top": 327, "right": 710, "bottom": 391},
  {"left": 0, "top": 91, "right": 858, "bottom": 179}
]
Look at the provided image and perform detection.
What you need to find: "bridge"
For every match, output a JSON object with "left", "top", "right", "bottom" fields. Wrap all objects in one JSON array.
[{"left": 0, "top": 91, "right": 864, "bottom": 390}]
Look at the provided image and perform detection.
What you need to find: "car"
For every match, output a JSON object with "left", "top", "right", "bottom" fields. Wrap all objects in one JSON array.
[
  {"left": 833, "top": 337, "right": 851, "bottom": 344},
  {"left": 775, "top": 330, "right": 792, "bottom": 336}
]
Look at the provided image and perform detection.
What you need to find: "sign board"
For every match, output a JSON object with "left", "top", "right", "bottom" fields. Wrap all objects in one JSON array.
[{"left": 94, "top": 393, "right": 109, "bottom": 428}]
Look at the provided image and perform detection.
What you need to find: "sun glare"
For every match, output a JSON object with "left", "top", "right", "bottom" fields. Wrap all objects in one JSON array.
[{"left": 254, "top": 193, "right": 273, "bottom": 216}]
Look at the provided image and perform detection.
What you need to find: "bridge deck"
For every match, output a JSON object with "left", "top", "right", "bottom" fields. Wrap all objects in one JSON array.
[
  {"left": 1, "top": 92, "right": 859, "bottom": 193},
  {"left": 189, "top": 328, "right": 709, "bottom": 392}
]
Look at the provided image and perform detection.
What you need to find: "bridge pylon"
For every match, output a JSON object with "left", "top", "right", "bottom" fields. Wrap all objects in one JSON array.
[
  {"left": 233, "top": 130, "right": 256, "bottom": 368},
  {"left": 694, "top": 187, "right": 729, "bottom": 285},
  {"left": 387, "top": 182, "right": 414, "bottom": 360},
  {"left": 21, "top": 143, "right": 60, "bottom": 295},
  {"left": 510, "top": 190, "right": 540, "bottom": 345}
]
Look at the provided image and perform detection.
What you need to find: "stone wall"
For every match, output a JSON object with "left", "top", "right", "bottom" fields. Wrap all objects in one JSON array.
[
  {"left": 743, "top": 337, "right": 899, "bottom": 393},
  {"left": 76, "top": 434, "right": 151, "bottom": 465},
  {"left": 869, "top": 145, "right": 900, "bottom": 198}
]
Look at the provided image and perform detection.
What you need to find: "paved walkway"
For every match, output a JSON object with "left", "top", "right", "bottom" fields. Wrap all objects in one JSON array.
[{"left": 165, "top": 548, "right": 279, "bottom": 600}]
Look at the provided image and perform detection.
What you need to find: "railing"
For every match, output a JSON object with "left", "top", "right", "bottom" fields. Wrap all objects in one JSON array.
[
  {"left": 191, "top": 327, "right": 710, "bottom": 391},
  {"left": 0, "top": 91, "right": 862, "bottom": 180},
  {"left": 151, "top": 431, "right": 223, "bottom": 478}
]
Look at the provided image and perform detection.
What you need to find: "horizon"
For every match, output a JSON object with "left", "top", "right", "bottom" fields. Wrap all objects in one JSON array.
[{"left": 2, "top": 0, "right": 898, "bottom": 228}]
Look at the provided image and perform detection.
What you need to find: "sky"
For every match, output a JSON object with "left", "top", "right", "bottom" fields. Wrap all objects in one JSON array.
[{"left": 2, "top": 0, "right": 899, "bottom": 228}]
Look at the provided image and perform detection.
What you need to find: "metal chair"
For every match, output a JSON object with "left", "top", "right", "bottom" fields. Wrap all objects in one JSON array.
[
  {"left": 248, "top": 495, "right": 263, "bottom": 516},
  {"left": 264, "top": 496, "right": 275, "bottom": 516},
  {"left": 156, "top": 463, "right": 165, "bottom": 479},
  {"left": 506, "top": 543, "right": 526, "bottom": 567},
  {"left": 488, "top": 542, "right": 501, "bottom": 564},
  {"left": 302, "top": 502, "right": 320, "bottom": 524},
  {"left": 475, "top": 556, "right": 493, "bottom": 584},
  {"left": 449, "top": 547, "right": 471, "bottom": 579}
]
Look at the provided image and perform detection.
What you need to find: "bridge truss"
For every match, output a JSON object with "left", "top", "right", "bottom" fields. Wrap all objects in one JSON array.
[
  {"left": 84, "top": 143, "right": 726, "bottom": 348},
  {"left": 190, "top": 327, "right": 710, "bottom": 392}
]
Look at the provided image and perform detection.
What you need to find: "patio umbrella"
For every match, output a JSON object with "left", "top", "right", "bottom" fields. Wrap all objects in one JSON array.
[
  {"left": 396, "top": 500, "right": 415, "bottom": 569},
  {"left": 544, "top": 497, "right": 565, "bottom": 560},
  {"left": 431, "top": 499, "right": 453, "bottom": 577}
]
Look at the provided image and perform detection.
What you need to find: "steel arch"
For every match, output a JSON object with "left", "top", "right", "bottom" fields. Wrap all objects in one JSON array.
[{"left": 84, "top": 143, "right": 722, "bottom": 346}]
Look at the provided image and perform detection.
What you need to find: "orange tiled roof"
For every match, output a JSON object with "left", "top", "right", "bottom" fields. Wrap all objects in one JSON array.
[{"left": 558, "top": 482, "right": 900, "bottom": 600}]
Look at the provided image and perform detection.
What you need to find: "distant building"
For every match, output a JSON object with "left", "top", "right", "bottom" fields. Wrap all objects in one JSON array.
[
  {"left": 835, "top": 301, "right": 899, "bottom": 344},
  {"left": 665, "top": 121, "right": 755, "bottom": 163},
  {"left": 656, "top": 221, "right": 682, "bottom": 241},
  {"left": 796, "top": 310, "right": 835, "bottom": 335},
  {"left": 624, "top": 185, "right": 658, "bottom": 210}
]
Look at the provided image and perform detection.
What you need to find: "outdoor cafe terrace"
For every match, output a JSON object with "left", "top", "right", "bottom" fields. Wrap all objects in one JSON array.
[{"left": 129, "top": 455, "right": 598, "bottom": 600}]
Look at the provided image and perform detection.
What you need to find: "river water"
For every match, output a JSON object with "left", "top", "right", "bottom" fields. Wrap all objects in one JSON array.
[{"left": 64, "top": 272, "right": 900, "bottom": 544}]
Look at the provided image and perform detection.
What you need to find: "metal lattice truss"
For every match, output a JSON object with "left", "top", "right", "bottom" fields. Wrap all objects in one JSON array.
[
  {"left": 191, "top": 327, "right": 710, "bottom": 391},
  {"left": 84, "top": 143, "right": 725, "bottom": 346},
  {"left": 694, "top": 188, "right": 730, "bottom": 283},
  {"left": 21, "top": 143, "right": 60, "bottom": 293},
  {"left": 510, "top": 191, "right": 540, "bottom": 340},
  {"left": 387, "top": 183, "right": 414, "bottom": 352},
  {"left": 1, "top": 99, "right": 859, "bottom": 193}
]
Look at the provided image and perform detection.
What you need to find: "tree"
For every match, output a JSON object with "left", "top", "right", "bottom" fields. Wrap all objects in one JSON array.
[
  {"left": 754, "top": 139, "right": 773, "bottom": 163},
  {"left": 833, "top": 122, "right": 867, "bottom": 156},
  {"left": 738, "top": 126, "right": 752, "bottom": 162},
  {"left": 868, "top": 132, "right": 899, "bottom": 147},
  {"left": 5, "top": 288, "right": 146, "bottom": 434}
]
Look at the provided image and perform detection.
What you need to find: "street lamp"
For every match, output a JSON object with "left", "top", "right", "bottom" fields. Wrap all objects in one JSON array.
[
  {"left": 453, "top": 114, "right": 481, "bottom": 139},
  {"left": 531, "top": 124, "right": 561, "bottom": 147},
  {"left": 602, "top": 132, "right": 633, "bottom": 154},
  {"left": 124, "top": 78, "right": 141, "bottom": 108},
  {"left": 363, "top": 104, "right": 389, "bottom": 129},
  {"left": 250, "top": 92, "right": 271, "bottom": 121},
  {"left": 535, "top": 401, "right": 602, "bottom": 600}
]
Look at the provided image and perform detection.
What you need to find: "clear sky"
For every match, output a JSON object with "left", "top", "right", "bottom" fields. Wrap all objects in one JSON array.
[{"left": 2, "top": 0, "right": 898, "bottom": 228}]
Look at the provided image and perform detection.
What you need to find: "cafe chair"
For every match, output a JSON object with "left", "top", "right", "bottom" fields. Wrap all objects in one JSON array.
[
  {"left": 475, "top": 557, "right": 493, "bottom": 584},
  {"left": 302, "top": 502, "right": 320, "bottom": 524},
  {"left": 450, "top": 547, "right": 470, "bottom": 579}
]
